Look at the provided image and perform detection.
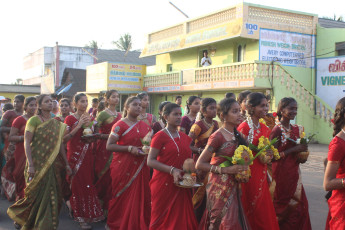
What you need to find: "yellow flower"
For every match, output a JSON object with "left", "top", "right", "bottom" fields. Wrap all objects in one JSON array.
[
  {"left": 233, "top": 145, "right": 253, "bottom": 165},
  {"left": 271, "top": 145, "right": 280, "bottom": 160},
  {"left": 258, "top": 136, "right": 269, "bottom": 149},
  {"left": 259, "top": 118, "right": 266, "bottom": 125},
  {"left": 300, "top": 132, "right": 306, "bottom": 139}
]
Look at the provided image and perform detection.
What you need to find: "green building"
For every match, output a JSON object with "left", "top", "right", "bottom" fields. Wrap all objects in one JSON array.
[{"left": 140, "top": 2, "right": 345, "bottom": 144}]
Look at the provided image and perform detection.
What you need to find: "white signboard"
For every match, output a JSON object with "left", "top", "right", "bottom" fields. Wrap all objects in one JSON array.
[
  {"left": 316, "top": 57, "right": 345, "bottom": 109},
  {"left": 259, "top": 29, "right": 315, "bottom": 68}
]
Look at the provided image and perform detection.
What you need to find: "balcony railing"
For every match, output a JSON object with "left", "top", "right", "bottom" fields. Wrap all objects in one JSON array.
[{"left": 143, "top": 61, "right": 334, "bottom": 127}]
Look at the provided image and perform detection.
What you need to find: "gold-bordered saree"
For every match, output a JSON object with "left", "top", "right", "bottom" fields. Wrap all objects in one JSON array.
[{"left": 7, "top": 117, "right": 66, "bottom": 230}]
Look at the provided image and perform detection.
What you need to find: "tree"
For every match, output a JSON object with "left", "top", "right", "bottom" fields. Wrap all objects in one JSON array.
[
  {"left": 85, "top": 40, "right": 100, "bottom": 49},
  {"left": 112, "top": 33, "right": 132, "bottom": 52},
  {"left": 322, "top": 14, "right": 344, "bottom": 22}
]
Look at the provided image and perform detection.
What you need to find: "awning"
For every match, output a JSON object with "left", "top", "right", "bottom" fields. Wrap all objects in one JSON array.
[{"left": 56, "top": 83, "right": 73, "bottom": 95}]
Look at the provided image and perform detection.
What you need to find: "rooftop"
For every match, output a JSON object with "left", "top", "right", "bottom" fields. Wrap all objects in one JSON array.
[{"left": 0, "top": 84, "right": 40, "bottom": 94}]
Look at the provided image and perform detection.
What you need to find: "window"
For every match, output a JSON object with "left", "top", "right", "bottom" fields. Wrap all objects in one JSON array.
[
  {"left": 237, "top": 45, "right": 246, "bottom": 62},
  {"left": 167, "top": 64, "right": 173, "bottom": 72}
]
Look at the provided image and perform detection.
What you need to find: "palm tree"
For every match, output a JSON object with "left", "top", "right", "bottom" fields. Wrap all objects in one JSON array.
[
  {"left": 85, "top": 40, "right": 100, "bottom": 49},
  {"left": 112, "top": 34, "right": 132, "bottom": 52}
]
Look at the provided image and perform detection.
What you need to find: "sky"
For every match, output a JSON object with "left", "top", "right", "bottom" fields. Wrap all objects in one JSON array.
[{"left": 0, "top": 0, "right": 344, "bottom": 84}]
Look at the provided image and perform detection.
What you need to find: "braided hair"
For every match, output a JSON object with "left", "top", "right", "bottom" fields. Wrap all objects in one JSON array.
[{"left": 333, "top": 97, "right": 345, "bottom": 137}]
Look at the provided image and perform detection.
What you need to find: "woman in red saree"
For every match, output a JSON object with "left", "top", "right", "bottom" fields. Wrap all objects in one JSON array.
[
  {"left": 147, "top": 103, "right": 197, "bottom": 230},
  {"left": 324, "top": 97, "right": 345, "bottom": 230},
  {"left": 238, "top": 92, "right": 279, "bottom": 230},
  {"left": 1, "top": 94, "right": 24, "bottom": 201},
  {"left": 137, "top": 92, "right": 156, "bottom": 127},
  {"left": 8, "top": 97, "right": 37, "bottom": 201},
  {"left": 189, "top": 98, "right": 218, "bottom": 222},
  {"left": 64, "top": 93, "right": 104, "bottom": 229},
  {"left": 106, "top": 96, "right": 152, "bottom": 230},
  {"left": 270, "top": 97, "right": 311, "bottom": 229},
  {"left": 180, "top": 96, "right": 201, "bottom": 135},
  {"left": 94, "top": 90, "right": 122, "bottom": 213},
  {"left": 196, "top": 98, "right": 250, "bottom": 229}
]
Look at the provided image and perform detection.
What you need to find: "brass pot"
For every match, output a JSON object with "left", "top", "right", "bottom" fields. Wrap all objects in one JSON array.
[{"left": 297, "top": 151, "right": 309, "bottom": 164}]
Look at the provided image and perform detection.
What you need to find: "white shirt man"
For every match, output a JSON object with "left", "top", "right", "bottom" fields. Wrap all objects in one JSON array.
[{"left": 201, "top": 51, "right": 212, "bottom": 67}]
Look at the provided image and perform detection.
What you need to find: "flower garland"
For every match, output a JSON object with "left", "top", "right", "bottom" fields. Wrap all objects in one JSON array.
[
  {"left": 247, "top": 116, "right": 255, "bottom": 144},
  {"left": 275, "top": 121, "right": 289, "bottom": 146},
  {"left": 232, "top": 145, "right": 254, "bottom": 165}
]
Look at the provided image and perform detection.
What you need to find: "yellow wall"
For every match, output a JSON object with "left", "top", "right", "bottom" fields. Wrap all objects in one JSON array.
[
  {"left": 154, "top": 38, "right": 259, "bottom": 72},
  {"left": 0, "top": 92, "right": 39, "bottom": 103}
]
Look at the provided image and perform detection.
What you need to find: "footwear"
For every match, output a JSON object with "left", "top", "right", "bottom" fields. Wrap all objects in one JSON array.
[
  {"left": 105, "top": 224, "right": 110, "bottom": 230},
  {"left": 79, "top": 222, "right": 92, "bottom": 229},
  {"left": 14, "top": 222, "right": 21, "bottom": 229}
]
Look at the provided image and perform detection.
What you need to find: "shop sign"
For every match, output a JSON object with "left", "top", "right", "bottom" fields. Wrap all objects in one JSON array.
[
  {"left": 259, "top": 29, "right": 315, "bottom": 68},
  {"left": 316, "top": 57, "right": 345, "bottom": 109}
]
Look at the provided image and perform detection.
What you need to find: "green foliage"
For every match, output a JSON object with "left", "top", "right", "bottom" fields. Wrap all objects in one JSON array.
[{"left": 112, "top": 33, "right": 132, "bottom": 51}]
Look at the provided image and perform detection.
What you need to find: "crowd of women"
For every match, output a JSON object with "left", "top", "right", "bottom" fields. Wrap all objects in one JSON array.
[{"left": 0, "top": 90, "right": 344, "bottom": 230}]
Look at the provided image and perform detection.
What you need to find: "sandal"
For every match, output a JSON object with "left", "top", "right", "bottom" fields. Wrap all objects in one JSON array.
[{"left": 79, "top": 222, "right": 92, "bottom": 229}]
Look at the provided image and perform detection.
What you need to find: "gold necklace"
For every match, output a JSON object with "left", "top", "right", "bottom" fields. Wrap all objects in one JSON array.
[{"left": 203, "top": 118, "right": 213, "bottom": 128}]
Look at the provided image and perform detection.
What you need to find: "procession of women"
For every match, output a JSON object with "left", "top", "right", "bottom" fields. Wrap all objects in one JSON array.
[{"left": 0, "top": 90, "right": 344, "bottom": 230}]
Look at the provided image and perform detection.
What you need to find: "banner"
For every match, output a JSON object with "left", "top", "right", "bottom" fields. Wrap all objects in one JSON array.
[
  {"left": 316, "top": 57, "right": 345, "bottom": 109},
  {"left": 259, "top": 29, "right": 315, "bottom": 68}
]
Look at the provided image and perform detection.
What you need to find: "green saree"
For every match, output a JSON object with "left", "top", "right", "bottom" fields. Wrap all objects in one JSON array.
[{"left": 7, "top": 116, "right": 66, "bottom": 230}]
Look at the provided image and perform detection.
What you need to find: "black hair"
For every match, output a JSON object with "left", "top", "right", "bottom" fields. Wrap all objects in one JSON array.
[
  {"left": 74, "top": 93, "right": 87, "bottom": 103},
  {"left": 158, "top": 101, "right": 171, "bottom": 124},
  {"left": 276, "top": 97, "right": 297, "bottom": 121},
  {"left": 123, "top": 96, "right": 140, "bottom": 118},
  {"left": 24, "top": 97, "right": 37, "bottom": 111},
  {"left": 333, "top": 97, "right": 345, "bottom": 137},
  {"left": 225, "top": 92, "right": 236, "bottom": 99},
  {"left": 105, "top": 90, "right": 118, "bottom": 107},
  {"left": 136, "top": 92, "right": 148, "bottom": 100},
  {"left": 246, "top": 92, "right": 267, "bottom": 116},
  {"left": 60, "top": 98, "right": 71, "bottom": 106},
  {"left": 175, "top": 95, "right": 182, "bottom": 101},
  {"left": 36, "top": 94, "right": 51, "bottom": 115},
  {"left": 92, "top": 98, "right": 99, "bottom": 103},
  {"left": 217, "top": 98, "right": 247, "bottom": 146},
  {"left": 237, "top": 90, "right": 251, "bottom": 104},
  {"left": 3, "top": 103, "right": 14, "bottom": 112},
  {"left": 14, "top": 94, "right": 25, "bottom": 102},
  {"left": 186, "top": 96, "right": 200, "bottom": 114},
  {"left": 200, "top": 98, "right": 216, "bottom": 119},
  {"left": 162, "top": 103, "right": 180, "bottom": 117},
  {"left": 97, "top": 101, "right": 105, "bottom": 113}
]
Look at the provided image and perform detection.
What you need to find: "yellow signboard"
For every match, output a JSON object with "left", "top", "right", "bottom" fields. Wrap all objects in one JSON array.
[{"left": 107, "top": 63, "right": 146, "bottom": 91}]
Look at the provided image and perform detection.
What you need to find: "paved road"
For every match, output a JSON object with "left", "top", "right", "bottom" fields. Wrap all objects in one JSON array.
[{"left": 0, "top": 144, "right": 330, "bottom": 230}]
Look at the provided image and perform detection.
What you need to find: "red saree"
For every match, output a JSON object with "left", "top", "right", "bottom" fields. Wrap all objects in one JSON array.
[
  {"left": 270, "top": 124, "right": 311, "bottom": 230},
  {"left": 107, "top": 120, "right": 151, "bottom": 230},
  {"left": 238, "top": 121, "right": 279, "bottom": 230},
  {"left": 12, "top": 116, "right": 27, "bottom": 200},
  {"left": 326, "top": 137, "right": 345, "bottom": 229},
  {"left": 65, "top": 115, "right": 104, "bottom": 223},
  {"left": 150, "top": 130, "right": 197, "bottom": 230},
  {"left": 94, "top": 111, "right": 121, "bottom": 211},
  {"left": 1, "top": 110, "right": 20, "bottom": 201},
  {"left": 201, "top": 130, "right": 251, "bottom": 230}
]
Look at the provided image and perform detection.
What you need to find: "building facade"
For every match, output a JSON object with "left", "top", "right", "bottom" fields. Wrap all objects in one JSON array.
[{"left": 140, "top": 2, "right": 345, "bottom": 144}]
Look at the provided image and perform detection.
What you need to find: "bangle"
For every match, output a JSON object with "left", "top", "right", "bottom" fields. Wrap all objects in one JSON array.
[
  {"left": 210, "top": 165, "right": 214, "bottom": 173},
  {"left": 218, "top": 166, "right": 222, "bottom": 174},
  {"left": 128, "top": 146, "right": 133, "bottom": 153},
  {"left": 170, "top": 166, "right": 175, "bottom": 175},
  {"left": 342, "top": 178, "right": 345, "bottom": 188}
]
